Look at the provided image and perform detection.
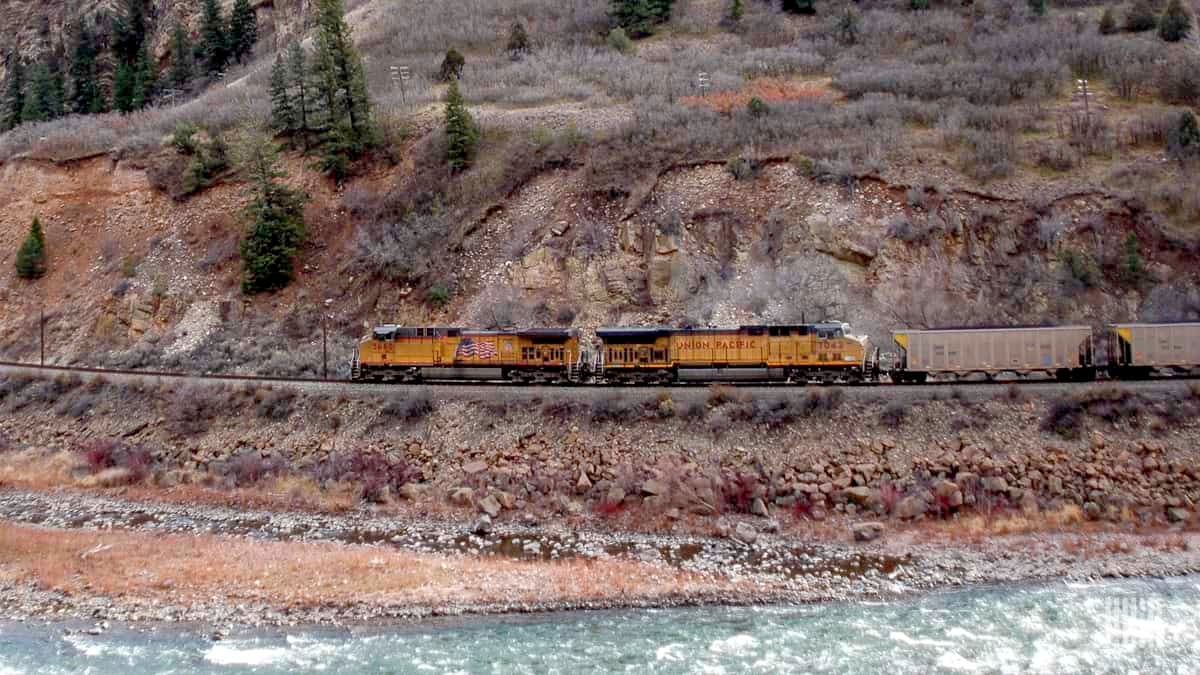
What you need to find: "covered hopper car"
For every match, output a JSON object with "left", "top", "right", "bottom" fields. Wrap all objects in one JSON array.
[
  {"left": 890, "top": 326, "right": 1096, "bottom": 382},
  {"left": 1106, "top": 322, "right": 1200, "bottom": 378}
]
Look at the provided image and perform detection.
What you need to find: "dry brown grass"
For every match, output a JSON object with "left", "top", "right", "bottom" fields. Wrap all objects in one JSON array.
[
  {"left": 917, "top": 504, "right": 1091, "bottom": 542},
  {"left": 0, "top": 450, "right": 78, "bottom": 488},
  {"left": 0, "top": 522, "right": 740, "bottom": 609},
  {"left": 680, "top": 77, "right": 834, "bottom": 113}
]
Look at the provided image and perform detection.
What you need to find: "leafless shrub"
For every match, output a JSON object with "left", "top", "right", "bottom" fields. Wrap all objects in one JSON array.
[
  {"left": 377, "top": 389, "right": 435, "bottom": 425},
  {"left": 77, "top": 438, "right": 154, "bottom": 483},
  {"left": 255, "top": 389, "right": 297, "bottom": 421},
  {"left": 590, "top": 393, "right": 638, "bottom": 423},
  {"left": 880, "top": 401, "right": 908, "bottom": 429},
  {"left": 961, "top": 130, "right": 1016, "bottom": 181}
]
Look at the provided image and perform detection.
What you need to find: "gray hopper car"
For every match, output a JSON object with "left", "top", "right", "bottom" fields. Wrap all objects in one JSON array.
[
  {"left": 891, "top": 326, "right": 1095, "bottom": 383},
  {"left": 1107, "top": 323, "right": 1200, "bottom": 377}
]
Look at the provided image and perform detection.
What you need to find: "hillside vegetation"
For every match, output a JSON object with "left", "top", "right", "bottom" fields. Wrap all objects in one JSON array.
[{"left": 0, "top": 0, "right": 1198, "bottom": 375}]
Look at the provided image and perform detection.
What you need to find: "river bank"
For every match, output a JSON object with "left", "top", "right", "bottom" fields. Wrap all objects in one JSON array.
[
  {"left": 4, "top": 576, "right": 1200, "bottom": 673},
  {"left": 1, "top": 488, "right": 1198, "bottom": 629}
]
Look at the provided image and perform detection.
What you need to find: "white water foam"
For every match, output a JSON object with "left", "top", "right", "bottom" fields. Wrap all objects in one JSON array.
[
  {"left": 888, "top": 631, "right": 955, "bottom": 648},
  {"left": 654, "top": 643, "right": 686, "bottom": 662},
  {"left": 708, "top": 634, "right": 758, "bottom": 654},
  {"left": 204, "top": 644, "right": 292, "bottom": 666},
  {"left": 936, "top": 651, "right": 982, "bottom": 672},
  {"left": 63, "top": 634, "right": 144, "bottom": 660}
]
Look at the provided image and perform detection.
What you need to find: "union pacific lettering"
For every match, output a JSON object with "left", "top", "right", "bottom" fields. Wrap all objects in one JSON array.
[{"left": 677, "top": 339, "right": 758, "bottom": 350}]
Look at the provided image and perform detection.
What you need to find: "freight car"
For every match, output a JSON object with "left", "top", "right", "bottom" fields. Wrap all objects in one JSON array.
[
  {"left": 890, "top": 326, "right": 1096, "bottom": 383},
  {"left": 1106, "top": 322, "right": 1200, "bottom": 378},
  {"left": 351, "top": 326, "right": 584, "bottom": 383},
  {"left": 592, "top": 322, "right": 879, "bottom": 384}
]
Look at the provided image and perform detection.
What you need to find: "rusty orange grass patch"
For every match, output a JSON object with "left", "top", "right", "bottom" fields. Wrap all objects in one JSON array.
[
  {"left": 681, "top": 77, "right": 835, "bottom": 114},
  {"left": 0, "top": 521, "right": 743, "bottom": 610}
]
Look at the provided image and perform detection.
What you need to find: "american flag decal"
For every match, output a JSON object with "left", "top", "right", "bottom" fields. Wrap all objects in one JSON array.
[{"left": 456, "top": 337, "right": 497, "bottom": 359}]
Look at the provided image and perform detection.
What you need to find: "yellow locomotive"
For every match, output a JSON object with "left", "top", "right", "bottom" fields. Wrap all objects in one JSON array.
[
  {"left": 352, "top": 326, "right": 584, "bottom": 383},
  {"left": 595, "top": 323, "right": 878, "bottom": 384}
]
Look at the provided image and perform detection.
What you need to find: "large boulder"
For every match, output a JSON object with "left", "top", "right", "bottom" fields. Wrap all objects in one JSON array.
[
  {"left": 448, "top": 486, "right": 475, "bottom": 507},
  {"left": 894, "top": 496, "right": 927, "bottom": 520},
  {"left": 478, "top": 494, "right": 502, "bottom": 518},
  {"left": 734, "top": 521, "right": 759, "bottom": 545},
  {"left": 852, "top": 521, "right": 886, "bottom": 542}
]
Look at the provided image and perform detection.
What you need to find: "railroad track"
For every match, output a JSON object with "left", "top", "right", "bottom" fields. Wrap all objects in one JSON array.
[{"left": 0, "top": 360, "right": 1195, "bottom": 404}]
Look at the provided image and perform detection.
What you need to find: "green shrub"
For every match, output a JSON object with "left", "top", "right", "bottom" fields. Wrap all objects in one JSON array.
[
  {"left": 182, "top": 133, "right": 230, "bottom": 195},
  {"left": 1125, "top": 0, "right": 1158, "bottom": 32},
  {"left": 1168, "top": 110, "right": 1200, "bottom": 162},
  {"left": 171, "top": 122, "right": 200, "bottom": 155},
  {"left": 1062, "top": 249, "right": 1098, "bottom": 288},
  {"left": 444, "top": 80, "right": 478, "bottom": 172},
  {"left": 428, "top": 283, "right": 452, "bottom": 307},
  {"left": 746, "top": 96, "right": 770, "bottom": 118},
  {"left": 782, "top": 0, "right": 816, "bottom": 15},
  {"left": 439, "top": 48, "right": 465, "bottom": 81},
  {"left": 1099, "top": 6, "right": 1118, "bottom": 34},
  {"left": 606, "top": 28, "right": 635, "bottom": 54},
  {"left": 1159, "top": 0, "right": 1193, "bottom": 41},
  {"left": 15, "top": 217, "right": 47, "bottom": 280},
  {"left": 725, "top": 156, "right": 761, "bottom": 180}
]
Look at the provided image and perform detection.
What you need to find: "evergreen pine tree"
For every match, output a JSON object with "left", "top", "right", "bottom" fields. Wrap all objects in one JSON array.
[
  {"left": 910, "top": 0, "right": 930, "bottom": 10},
  {"left": 229, "top": 0, "right": 259, "bottom": 64},
  {"left": 112, "top": 0, "right": 149, "bottom": 64},
  {"left": 21, "top": 63, "right": 59, "bottom": 123},
  {"left": 15, "top": 217, "right": 47, "bottom": 280},
  {"left": 2, "top": 53, "right": 25, "bottom": 132},
  {"left": 507, "top": 22, "right": 530, "bottom": 59},
  {"left": 113, "top": 60, "right": 136, "bottom": 113},
  {"left": 269, "top": 53, "right": 296, "bottom": 133},
  {"left": 49, "top": 63, "right": 66, "bottom": 118},
  {"left": 288, "top": 41, "right": 312, "bottom": 142},
  {"left": 170, "top": 22, "right": 194, "bottom": 89},
  {"left": 1028, "top": 0, "right": 1046, "bottom": 18},
  {"left": 1159, "top": 0, "right": 1193, "bottom": 41},
  {"left": 200, "top": 0, "right": 230, "bottom": 75},
  {"left": 609, "top": 0, "right": 658, "bottom": 38},
  {"left": 728, "top": 0, "right": 745, "bottom": 25},
  {"left": 239, "top": 137, "right": 307, "bottom": 294},
  {"left": 782, "top": 0, "right": 816, "bottom": 16},
  {"left": 312, "top": 0, "right": 376, "bottom": 164},
  {"left": 131, "top": 46, "right": 155, "bottom": 109},
  {"left": 1168, "top": 110, "right": 1200, "bottom": 162},
  {"left": 444, "top": 79, "right": 478, "bottom": 172},
  {"left": 1099, "top": 6, "right": 1118, "bottom": 34},
  {"left": 68, "top": 23, "right": 102, "bottom": 114},
  {"left": 439, "top": 48, "right": 465, "bottom": 81}
]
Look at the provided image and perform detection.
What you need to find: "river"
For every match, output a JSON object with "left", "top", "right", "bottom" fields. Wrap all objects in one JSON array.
[{"left": 2, "top": 576, "right": 1198, "bottom": 674}]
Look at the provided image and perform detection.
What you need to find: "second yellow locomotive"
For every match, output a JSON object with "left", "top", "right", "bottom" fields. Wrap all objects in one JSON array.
[{"left": 595, "top": 323, "right": 878, "bottom": 384}]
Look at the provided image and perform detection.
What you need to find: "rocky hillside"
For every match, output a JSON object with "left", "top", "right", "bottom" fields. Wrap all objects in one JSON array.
[{"left": 1, "top": 0, "right": 1199, "bottom": 374}]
